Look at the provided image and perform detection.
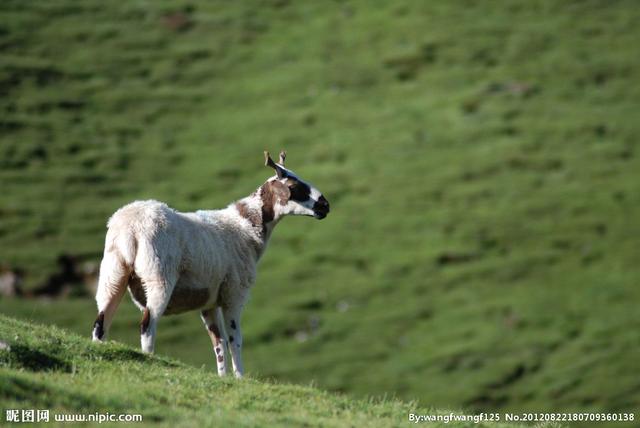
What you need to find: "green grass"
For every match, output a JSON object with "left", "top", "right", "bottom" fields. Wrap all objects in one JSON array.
[
  {"left": 1, "top": 0, "right": 639, "bottom": 425},
  {"left": 0, "top": 314, "right": 533, "bottom": 427}
]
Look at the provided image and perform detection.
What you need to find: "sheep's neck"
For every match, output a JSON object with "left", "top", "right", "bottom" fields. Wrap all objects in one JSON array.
[{"left": 234, "top": 193, "right": 282, "bottom": 254}]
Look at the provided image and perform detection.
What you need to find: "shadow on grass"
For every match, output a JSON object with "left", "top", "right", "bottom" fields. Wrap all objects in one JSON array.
[
  {"left": 0, "top": 373, "right": 155, "bottom": 414},
  {"left": 96, "top": 346, "right": 179, "bottom": 368},
  {"left": 2, "top": 343, "right": 72, "bottom": 373}
]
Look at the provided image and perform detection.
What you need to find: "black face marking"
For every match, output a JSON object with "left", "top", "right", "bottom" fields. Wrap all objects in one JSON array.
[
  {"left": 287, "top": 178, "right": 311, "bottom": 202},
  {"left": 230, "top": 320, "right": 237, "bottom": 330},
  {"left": 93, "top": 311, "right": 105, "bottom": 340}
]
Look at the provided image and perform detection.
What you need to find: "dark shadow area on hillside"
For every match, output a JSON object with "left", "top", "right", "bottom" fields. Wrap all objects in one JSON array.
[
  {"left": 96, "top": 347, "right": 179, "bottom": 368},
  {"left": 3, "top": 343, "right": 72, "bottom": 373},
  {"left": 0, "top": 374, "right": 164, "bottom": 417},
  {"left": 383, "top": 42, "right": 439, "bottom": 81},
  {"left": 0, "top": 376, "right": 64, "bottom": 404},
  {"left": 465, "top": 361, "right": 545, "bottom": 412}
]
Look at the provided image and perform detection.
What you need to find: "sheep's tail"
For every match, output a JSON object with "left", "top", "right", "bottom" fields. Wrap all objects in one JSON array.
[{"left": 92, "top": 228, "right": 136, "bottom": 341}]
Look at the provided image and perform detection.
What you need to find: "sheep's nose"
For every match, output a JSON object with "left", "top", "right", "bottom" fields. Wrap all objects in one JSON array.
[
  {"left": 313, "top": 195, "right": 330, "bottom": 218},
  {"left": 317, "top": 195, "right": 330, "bottom": 211}
]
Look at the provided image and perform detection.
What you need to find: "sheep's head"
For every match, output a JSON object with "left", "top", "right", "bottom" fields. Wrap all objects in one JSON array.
[{"left": 262, "top": 151, "right": 330, "bottom": 220}]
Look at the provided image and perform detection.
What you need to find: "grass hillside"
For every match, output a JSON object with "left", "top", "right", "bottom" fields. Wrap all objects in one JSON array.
[
  {"left": 0, "top": 315, "right": 532, "bottom": 427},
  {"left": 1, "top": 0, "right": 639, "bottom": 424}
]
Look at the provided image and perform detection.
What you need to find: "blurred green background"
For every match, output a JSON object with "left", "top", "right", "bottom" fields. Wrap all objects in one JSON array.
[{"left": 1, "top": 0, "right": 639, "bottom": 419}]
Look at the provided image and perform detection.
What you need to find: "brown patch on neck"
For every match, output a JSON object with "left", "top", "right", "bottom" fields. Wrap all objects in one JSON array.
[
  {"left": 236, "top": 202, "right": 262, "bottom": 230},
  {"left": 260, "top": 181, "right": 290, "bottom": 235},
  {"left": 260, "top": 184, "right": 275, "bottom": 231},
  {"left": 260, "top": 181, "right": 290, "bottom": 233},
  {"left": 235, "top": 202, "right": 267, "bottom": 255}
]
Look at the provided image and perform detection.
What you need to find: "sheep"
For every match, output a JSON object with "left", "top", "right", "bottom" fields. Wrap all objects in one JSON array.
[{"left": 91, "top": 151, "right": 330, "bottom": 377}]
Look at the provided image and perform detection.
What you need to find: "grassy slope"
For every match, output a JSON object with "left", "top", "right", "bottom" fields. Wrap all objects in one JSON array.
[
  {"left": 0, "top": 315, "right": 531, "bottom": 428},
  {"left": 1, "top": 0, "right": 639, "bottom": 423}
]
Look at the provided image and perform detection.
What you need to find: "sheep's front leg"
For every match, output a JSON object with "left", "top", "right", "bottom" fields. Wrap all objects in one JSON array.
[
  {"left": 201, "top": 308, "right": 227, "bottom": 376},
  {"left": 221, "top": 305, "right": 244, "bottom": 378}
]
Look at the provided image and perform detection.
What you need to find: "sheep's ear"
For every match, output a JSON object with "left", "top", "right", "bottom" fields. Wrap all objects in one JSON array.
[
  {"left": 264, "top": 151, "right": 285, "bottom": 178},
  {"left": 278, "top": 150, "right": 286, "bottom": 166}
]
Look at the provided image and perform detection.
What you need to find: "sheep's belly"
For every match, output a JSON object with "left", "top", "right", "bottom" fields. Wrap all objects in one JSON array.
[
  {"left": 126, "top": 272, "right": 214, "bottom": 315},
  {"left": 164, "top": 287, "right": 212, "bottom": 315}
]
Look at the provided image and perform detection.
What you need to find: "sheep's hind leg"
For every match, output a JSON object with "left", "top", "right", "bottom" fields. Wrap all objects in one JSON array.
[
  {"left": 201, "top": 308, "right": 228, "bottom": 376},
  {"left": 139, "top": 278, "right": 173, "bottom": 354},
  {"left": 139, "top": 307, "right": 154, "bottom": 353},
  {"left": 93, "top": 251, "right": 129, "bottom": 342}
]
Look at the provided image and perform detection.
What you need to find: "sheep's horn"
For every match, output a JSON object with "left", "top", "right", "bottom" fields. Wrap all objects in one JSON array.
[
  {"left": 278, "top": 150, "right": 286, "bottom": 166},
  {"left": 264, "top": 151, "right": 276, "bottom": 168},
  {"left": 264, "top": 151, "right": 285, "bottom": 178}
]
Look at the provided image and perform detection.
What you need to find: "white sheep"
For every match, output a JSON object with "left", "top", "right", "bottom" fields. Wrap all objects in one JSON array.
[{"left": 91, "top": 151, "right": 330, "bottom": 377}]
